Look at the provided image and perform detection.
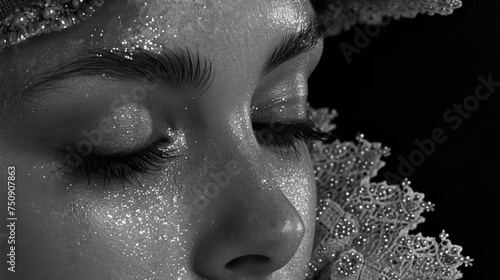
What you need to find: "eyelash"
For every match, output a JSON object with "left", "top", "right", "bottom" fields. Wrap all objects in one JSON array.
[
  {"left": 64, "top": 120, "right": 334, "bottom": 188},
  {"left": 252, "top": 120, "right": 335, "bottom": 156},
  {"left": 67, "top": 143, "right": 177, "bottom": 188}
]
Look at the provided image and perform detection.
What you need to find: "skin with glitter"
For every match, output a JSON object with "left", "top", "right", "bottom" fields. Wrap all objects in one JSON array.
[{"left": 0, "top": 0, "right": 323, "bottom": 279}]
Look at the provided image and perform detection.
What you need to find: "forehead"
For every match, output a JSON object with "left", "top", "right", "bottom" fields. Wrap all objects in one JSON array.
[
  {"left": 0, "top": 0, "right": 315, "bottom": 95},
  {"left": 119, "top": 0, "right": 313, "bottom": 50}
]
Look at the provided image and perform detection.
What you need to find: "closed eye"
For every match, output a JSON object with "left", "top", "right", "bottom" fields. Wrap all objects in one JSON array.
[
  {"left": 253, "top": 119, "right": 335, "bottom": 157},
  {"left": 59, "top": 140, "right": 178, "bottom": 189}
]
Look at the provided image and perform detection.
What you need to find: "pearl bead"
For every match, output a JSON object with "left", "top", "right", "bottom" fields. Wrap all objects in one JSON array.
[
  {"left": 11, "top": 13, "right": 28, "bottom": 28},
  {"left": 42, "top": 7, "right": 57, "bottom": 20}
]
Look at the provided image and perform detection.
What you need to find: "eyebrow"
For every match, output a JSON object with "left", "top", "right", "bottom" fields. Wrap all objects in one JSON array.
[
  {"left": 7, "top": 47, "right": 215, "bottom": 107},
  {"left": 6, "top": 20, "right": 323, "bottom": 108},
  {"left": 261, "top": 19, "right": 325, "bottom": 77}
]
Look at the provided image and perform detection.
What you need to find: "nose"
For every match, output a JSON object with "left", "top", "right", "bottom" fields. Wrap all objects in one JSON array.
[{"left": 193, "top": 177, "right": 305, "bottom": 279}]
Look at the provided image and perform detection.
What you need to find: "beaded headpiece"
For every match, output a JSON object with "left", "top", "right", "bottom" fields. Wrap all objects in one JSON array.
[
  {"left": 0, "top": 0, "right": 462, "bottom": 52},
  {"left": 0, "top": 0, "right": 104, "bottom": 52}
]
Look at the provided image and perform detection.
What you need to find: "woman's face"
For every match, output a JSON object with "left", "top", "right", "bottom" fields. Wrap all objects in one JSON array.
[{"left": 0, "top": 0, "right": 323, "bottom": 279}]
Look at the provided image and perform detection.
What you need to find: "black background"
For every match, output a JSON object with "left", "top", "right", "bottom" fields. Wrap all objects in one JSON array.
[{"left": 309, "top": 0, "right": 498, "bottom": 279}]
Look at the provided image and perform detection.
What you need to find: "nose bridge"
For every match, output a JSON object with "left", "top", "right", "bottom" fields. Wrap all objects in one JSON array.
[
  {"left": 186, "top": 104, "right": 300, "bottom": 221},
  {"left": 183, "top": 101, "right": 259, "bottom": 190},
  {"left": 186, "top": 112, "right": 281, "bottom": 213},
  {"left": 185, "top": 128, "right": 277, "bottom": 215}
]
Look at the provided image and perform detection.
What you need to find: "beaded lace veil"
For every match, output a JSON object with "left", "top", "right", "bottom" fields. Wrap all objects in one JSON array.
[
  {"left": 1, "top": 1, "right": 470, "bottom": 279},
  {"left": 310, "top": 0, "right": 463, "bottom": 36},
  {"left": 306, "top": 107, "right": 471, "bottom": 280}
]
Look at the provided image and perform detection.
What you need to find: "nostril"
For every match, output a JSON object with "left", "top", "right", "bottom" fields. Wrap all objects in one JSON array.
[{"left": 225, "top": 255, "right": 271, "bottom": 271}]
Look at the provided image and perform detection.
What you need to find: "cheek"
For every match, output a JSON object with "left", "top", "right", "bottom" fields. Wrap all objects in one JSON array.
[
  {"left": 68, "top": 182, "right": 188, "bottom": 277},
  {"left": 10, "top": 157, "right": 194, "bottom": 279}
]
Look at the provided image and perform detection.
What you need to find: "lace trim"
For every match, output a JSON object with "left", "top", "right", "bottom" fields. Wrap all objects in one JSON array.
[
  {"left": 306, "top": 106, "right": 472, "bottom": 280},
  {"left": 311, "top": 0, "right": 463, "bottom": 37}
]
